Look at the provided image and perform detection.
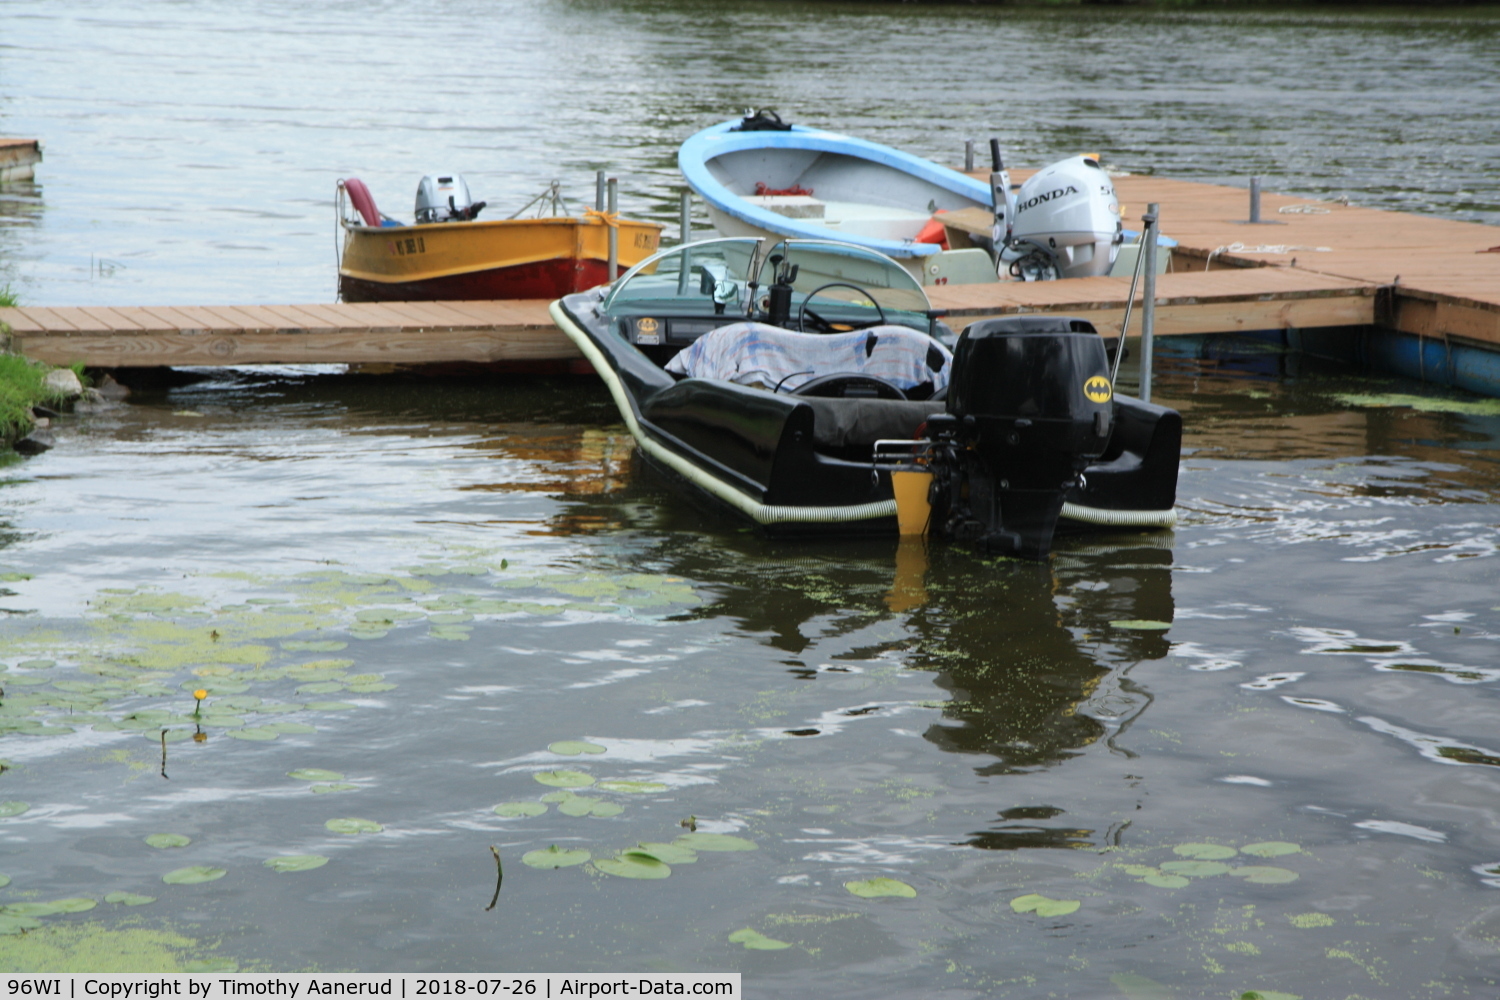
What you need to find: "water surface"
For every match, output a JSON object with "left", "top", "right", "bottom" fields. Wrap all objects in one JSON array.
[{"left": 1, "top": 3, "right": 1499, "bottom": 996}]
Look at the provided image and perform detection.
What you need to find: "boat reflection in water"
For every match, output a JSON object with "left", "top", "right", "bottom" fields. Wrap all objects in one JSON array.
[{"left": 582, "top": 488, "right": 1176, "bottom": 847}]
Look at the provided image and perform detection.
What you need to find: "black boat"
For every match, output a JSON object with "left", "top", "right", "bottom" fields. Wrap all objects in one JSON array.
[{"left": 550, "top": 237, "right": 1180, "bottom": 559}]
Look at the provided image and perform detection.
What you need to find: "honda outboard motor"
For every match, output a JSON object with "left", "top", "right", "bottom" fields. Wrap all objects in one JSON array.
[
  {"left": 926, "top": 317, "right": 1115, "bottom": 559},
  {"left": 415, "top": 173, "right": 484, "bottom": 223},
  {"left": 1002, "top": 156, "right": 1122, "bottom": 281}
]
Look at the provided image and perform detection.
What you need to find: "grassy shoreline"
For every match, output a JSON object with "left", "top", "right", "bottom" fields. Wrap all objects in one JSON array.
[{"left": 1, "top": 285, "right": 83, "bottom": 447}]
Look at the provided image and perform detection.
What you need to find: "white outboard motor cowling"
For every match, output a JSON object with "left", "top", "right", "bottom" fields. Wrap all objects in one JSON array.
[
  {"left": 415, "top": 173, "right": 475, "bottom": 223},
  {"left": 1003, "top": 156, "right": 1122, "bottom": 281}
]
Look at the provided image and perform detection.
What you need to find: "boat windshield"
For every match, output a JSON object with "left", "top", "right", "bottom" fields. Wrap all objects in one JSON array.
[{"left": 603, "top": 237, "right": 932, "bottom": 329}]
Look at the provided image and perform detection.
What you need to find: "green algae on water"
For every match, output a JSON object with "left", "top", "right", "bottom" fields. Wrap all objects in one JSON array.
[
  {"left": 0, "top": 922, "right": 235, "bottom": 972},
  {"left": 1332, "top": 392, "right": 1500, "bottom": 417}
]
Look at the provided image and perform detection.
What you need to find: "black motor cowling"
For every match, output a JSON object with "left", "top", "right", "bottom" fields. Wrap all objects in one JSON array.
[{"left": 929, "top": 317, "right": 1115, "bottom": 559}]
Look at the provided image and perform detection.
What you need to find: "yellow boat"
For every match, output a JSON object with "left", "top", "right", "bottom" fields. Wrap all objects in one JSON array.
[{"left": 337, "top": 176, "right": 662, "bottom": 302}]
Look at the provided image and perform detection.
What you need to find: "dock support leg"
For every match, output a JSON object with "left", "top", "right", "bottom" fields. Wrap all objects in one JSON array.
[
  {"left": 1249, "top": 177, "right": 1261, "bottom": 224},
  {"left": 595, "top": 171, "right": 606, "bottom": 213},
  {"left": 1141, "top": 203, "right": 1159, "bottom": 403},
  {"left": 607, "top": 177, "right": 619, "bottom": 281},
  {"left": 679, "top": 190, "right": 691, "bottom": 246}
]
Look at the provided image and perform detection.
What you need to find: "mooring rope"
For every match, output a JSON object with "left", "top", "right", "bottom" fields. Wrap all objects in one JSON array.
[{"left": 1204, "top": 241, "right": 1334, "bottom": 270}]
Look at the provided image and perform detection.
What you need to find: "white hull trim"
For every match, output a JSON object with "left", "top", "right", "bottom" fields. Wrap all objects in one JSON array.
[{"left": 550, "top": 301, "right": 898, "bottom": 526}]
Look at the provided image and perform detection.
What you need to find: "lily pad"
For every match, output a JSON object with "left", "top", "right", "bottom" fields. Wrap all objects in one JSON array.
[
  {"left": 289, "top": 769, "right": 344, "bottom": 782},
  {"left": 1009, "top": 893, "right": 1079, "bottom": 916},
  {"left": 145, "top": 833, "right": 191, "bottom": 849},
  {"left": 1231, "top": 866, "right": 1299, "bottom": 884},
  {"left": 282, "top": 641, "right": 348, "bottom": 652},
  {"left": 346, "top": 682, "right": 397, "bottom": 693},
  {"left": 1111, "top": 620, "right": 1172, "bottom": 630},
  {"left": 493, "top": 802, "right": 548, "bottom": 818},
  {"left": 549, "top": 740, "right": 607, "bottom": 756},
  {"left": 1143, "top": 873, "right": 1191, "bottom": 889},
  {"left": 0, "top": 802, "right": 30, "bottom": 818},
  {"left": 104, "top": 892, "right": 156, "bottom": 906},
  {"left": 162, "top": 866, "right": 227, "bottom": 885},
  {"left": 596, "top": 780, "right": 668, "bottom": 794},
  {"left": 325, "top": 818, "right": 382, "bottom": 835},
  {"left": 3, "top": 898, "right": 97, "bottom": 915},
  {"left": 1174, "top": 843, "right": 1238, "bottom": 860},
  {"left": 522, "top": 845, "right": 590, "bottom": 869},
  {"left": 1240, "top": 841, "right": 1301, "bottom": 858},
  {"left": 595, "top": 853, "right": 671, "bottom": 879},
  {"left": 0, "top": 876, "right": 9, "bottom": 888},
  {"left": 847, "top": 877, "right": 916, "bottom": 899},
  {"left": 727, "top": 928, "right": 791, "bottom": 951},
  {"left": 1160, "top": 860, "right": 1232, "bottom": 877},
  {"left": 226, "top": 727, "right": 281, "bottom": 741},
  {"left": 557, "top": 796, "right": 623, "bottom": 818},
  {"left": 635, "top": 842, "right": 698, "bottom": 865},
  {"left": 674, "top": 833, "right": 758, "bottom": 852},
  {"left": 295, "top": 682, "right": 345, "bottom": 695},
  {"left": 1120, "top": 865, "right": 1160, "bottom": 877},
  {"left": 264, "top": 855, "right": 329, "bottom": 873},
  {"left": 534, "top": 770, "right": 594, "bottom": 789}
]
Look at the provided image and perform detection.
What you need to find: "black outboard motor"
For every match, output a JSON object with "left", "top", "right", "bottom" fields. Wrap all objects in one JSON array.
[{"left": 927, "top": 317, "right": 1115, "bottom": 559}]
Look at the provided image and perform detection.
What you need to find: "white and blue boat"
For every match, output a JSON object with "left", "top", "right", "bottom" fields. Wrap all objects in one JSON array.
[
  {"left": 680, "top": 117, "right": 999, "bottom": 286},
  {"left": 679, "top": 115, "right": 1174, "bottom": 287}
]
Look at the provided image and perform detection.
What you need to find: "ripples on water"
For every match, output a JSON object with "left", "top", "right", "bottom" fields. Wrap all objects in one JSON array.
[
  {"left": 1, "top": 2, "right": 1497, "bottom": 304},
  {"left": 1, "top": 1, "right": 1499, "bottom": 994}
]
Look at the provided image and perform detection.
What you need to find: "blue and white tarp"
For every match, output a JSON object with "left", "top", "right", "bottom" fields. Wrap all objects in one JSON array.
[{"left": 664, "top": 322, "right": 952, "bottom": 394}]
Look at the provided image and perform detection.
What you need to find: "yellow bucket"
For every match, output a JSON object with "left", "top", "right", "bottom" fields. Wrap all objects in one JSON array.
[{"left": 891, "top": 470, "right": 933, "bottom": 536}]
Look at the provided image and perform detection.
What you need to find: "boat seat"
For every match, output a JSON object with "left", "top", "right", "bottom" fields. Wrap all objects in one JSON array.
[
  {"left": 663, "top": 321, "right": 952, "bottom": 396},
  {"left": 799, "top": 398, "right": 943, "bottom": 450}
]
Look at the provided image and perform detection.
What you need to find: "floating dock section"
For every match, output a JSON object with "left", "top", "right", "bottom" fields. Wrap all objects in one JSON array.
[
  {"left": 0, "top": 139, "right": 43, "bottom": 184},
  {"left": 1, "top": 171, "right": 1497, "bottom": 392}
]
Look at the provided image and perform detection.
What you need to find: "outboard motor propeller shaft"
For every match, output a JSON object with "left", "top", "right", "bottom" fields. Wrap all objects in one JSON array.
[{"left": 927, "top": 317, "right": 1115, "bottom": 559}]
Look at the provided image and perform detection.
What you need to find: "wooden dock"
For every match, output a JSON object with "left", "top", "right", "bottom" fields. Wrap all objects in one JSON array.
[
  {"left": 0, "top": 171, "right": 1496, "bottom": 373},
  {"left": 0, "top": 139, "right": 43, "bottom": 184},
  {"left": 0, "top": 300, "right": 574, "bottom": 368},
  {"left": 931, "top": 170, "right": 1500, "bottom": 352}
]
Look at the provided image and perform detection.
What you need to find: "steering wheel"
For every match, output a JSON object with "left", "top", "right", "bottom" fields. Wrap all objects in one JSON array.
[
  {"left": 791, "top": 374, "right": 908, "bottom": 401},
  {"left": 797, "top": 282, "right": 887, "bottom": 333}
]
